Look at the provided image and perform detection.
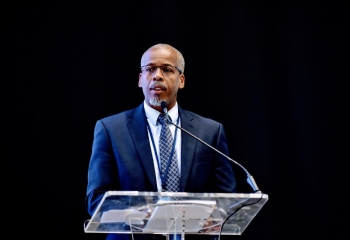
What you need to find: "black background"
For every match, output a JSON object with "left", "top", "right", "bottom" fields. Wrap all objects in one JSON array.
[{"left": 7, "top": 0, "right": 348, "bottom": 239}]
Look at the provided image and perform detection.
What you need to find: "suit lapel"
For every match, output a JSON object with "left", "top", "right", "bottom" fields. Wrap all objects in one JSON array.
[
  {"left": 127, "top": 103, "right": 157, "bottom": 191},
  {"left": 179, "top": 108, "right": 197, "bottom": 191}
]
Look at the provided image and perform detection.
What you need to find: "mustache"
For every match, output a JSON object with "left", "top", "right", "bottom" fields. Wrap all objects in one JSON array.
[{"left": 150, "top": 82, "right": 167, "bottom": 90}]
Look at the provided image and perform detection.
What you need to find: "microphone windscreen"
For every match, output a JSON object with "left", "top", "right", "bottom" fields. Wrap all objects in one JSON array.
[{"left": 161, "top": 101, "right": 168, "bottom": 110}]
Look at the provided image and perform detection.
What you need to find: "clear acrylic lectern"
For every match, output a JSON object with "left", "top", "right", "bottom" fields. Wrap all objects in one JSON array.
[{"left": 84, "top": 191, "right": 268, "bottom": 239}]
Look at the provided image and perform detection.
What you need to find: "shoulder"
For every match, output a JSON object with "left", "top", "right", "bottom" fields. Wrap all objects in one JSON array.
[
  {"left": 98, "top": 103, "right": 144, "bottom": 125},
  {"left": 179, "top": 107, "right": 222, "bottom": 127}
]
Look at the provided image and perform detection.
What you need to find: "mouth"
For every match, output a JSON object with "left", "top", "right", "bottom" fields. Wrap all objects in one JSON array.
[{"left": 150, "top": 84, "right": 166, "bottom": 91}]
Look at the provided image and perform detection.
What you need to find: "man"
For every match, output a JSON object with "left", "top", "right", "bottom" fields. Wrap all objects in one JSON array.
[{"left": 86, "top": 43, "right": 236, "bottom": 240}]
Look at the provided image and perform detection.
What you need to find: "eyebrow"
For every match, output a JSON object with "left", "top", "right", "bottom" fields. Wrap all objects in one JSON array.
[{"left": 142, "top": 63, "right": 174, "bottom": 67}]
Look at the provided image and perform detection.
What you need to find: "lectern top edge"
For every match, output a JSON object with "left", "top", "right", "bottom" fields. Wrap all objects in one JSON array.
[{"left": 105, "top": 190, "right": 268, "bottom": 199}]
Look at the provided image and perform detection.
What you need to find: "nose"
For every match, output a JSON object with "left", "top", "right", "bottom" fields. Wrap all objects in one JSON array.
[{"left": 152, "top": 67, "right": 164, "bottom": 80}]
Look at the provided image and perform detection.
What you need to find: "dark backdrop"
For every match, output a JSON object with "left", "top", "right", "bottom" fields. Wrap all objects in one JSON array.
[{"left": 7, "top": 1, "right": 348, "bottom": 239}]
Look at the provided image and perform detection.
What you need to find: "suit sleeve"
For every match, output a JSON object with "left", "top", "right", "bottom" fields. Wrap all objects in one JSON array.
[
  {"left": 85, "top": 120, "right": 119, "bottom": 216},
  {"left": 213, "top": 123, "right": 237, "bottom": 193}
]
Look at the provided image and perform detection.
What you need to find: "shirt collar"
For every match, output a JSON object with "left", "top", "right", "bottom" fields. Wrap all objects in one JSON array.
[{"left": 143, "top": 100, "right": 179, "bottom": 126}]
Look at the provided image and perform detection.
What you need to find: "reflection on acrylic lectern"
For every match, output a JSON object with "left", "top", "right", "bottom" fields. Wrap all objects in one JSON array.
[{"left": 84, "top": 191, "right": 268, "bottom": 237}]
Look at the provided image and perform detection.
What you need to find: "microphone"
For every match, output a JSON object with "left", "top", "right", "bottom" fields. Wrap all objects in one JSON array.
[{"left": 161, "top": 101, "right": 261, "bottom": 193}]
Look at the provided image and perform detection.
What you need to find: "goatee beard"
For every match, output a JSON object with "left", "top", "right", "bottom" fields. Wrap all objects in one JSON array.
[{"left": 149, "top": 97, "right": 162, "bottom": 107}]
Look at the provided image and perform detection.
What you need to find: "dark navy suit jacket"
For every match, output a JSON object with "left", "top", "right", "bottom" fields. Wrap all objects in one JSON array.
[{"left": 86, "top": 103, "right": 236, "bottom": 240}]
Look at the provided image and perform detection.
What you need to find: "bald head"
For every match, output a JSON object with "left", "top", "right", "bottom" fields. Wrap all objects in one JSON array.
[{"left": 141, "top": 43, "right": 185, "bottom": 74}]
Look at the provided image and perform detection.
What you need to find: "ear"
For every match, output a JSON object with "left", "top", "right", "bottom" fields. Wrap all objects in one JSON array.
[
  {"left": 178, "top": 74, "right": 185, "bottom": 89},
  {"left": 138, "top": 74, "right": 142, "bottom": 87}
]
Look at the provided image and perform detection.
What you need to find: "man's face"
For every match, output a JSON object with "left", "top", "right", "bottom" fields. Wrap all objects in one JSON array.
[{"left": 138, "top": 47, "right": 185, "bottom": 111}]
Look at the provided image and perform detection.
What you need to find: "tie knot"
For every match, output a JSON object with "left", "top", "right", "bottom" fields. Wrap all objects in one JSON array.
[{"left": 158, "top": 114, "right": 171, "bottom": 125}]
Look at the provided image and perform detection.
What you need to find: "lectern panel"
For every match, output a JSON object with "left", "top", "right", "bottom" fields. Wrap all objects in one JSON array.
[{"left": 84, "top": 191, "right": 268, "bottom": 236}]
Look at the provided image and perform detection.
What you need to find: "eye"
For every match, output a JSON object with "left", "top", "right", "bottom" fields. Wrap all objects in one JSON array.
[
  {"left": 145, "top": 66, "right": 155, "bottom": 72},
  {"left": 162, "top": 66, "right": 174, "bottom": 73}
]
